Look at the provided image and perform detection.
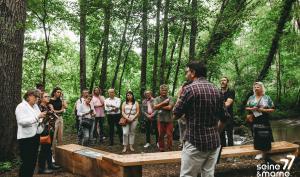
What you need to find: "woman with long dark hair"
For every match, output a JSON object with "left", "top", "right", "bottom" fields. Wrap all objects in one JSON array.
[
  {"left": 49, "top": 87, "right": 67, "bottom": 160},
  {"left": 121, "top": 91, "right": 140, "bottom": 152}
]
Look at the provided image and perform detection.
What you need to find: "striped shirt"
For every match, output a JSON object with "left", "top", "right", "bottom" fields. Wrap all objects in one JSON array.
[{"left": 173, "top": 78, "right": 226, "bottom": 151}]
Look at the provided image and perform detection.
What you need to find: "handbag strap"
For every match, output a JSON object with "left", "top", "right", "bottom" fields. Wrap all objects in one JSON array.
[
  {"left": 256, "top": 96, "right": 263, "bottom": 107},
  {"left": 127, "top": 104, "right": 134, "bottom": 118}
]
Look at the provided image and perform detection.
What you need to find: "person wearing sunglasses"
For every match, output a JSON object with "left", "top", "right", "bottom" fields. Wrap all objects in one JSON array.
[{"left": 37, "top": 92, "right": 61, "bottom": 174}]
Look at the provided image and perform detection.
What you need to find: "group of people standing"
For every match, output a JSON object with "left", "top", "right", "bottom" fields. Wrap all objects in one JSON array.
[
  {"left": 74, "top": 85, "right": 176, "bottom": 153},
  {"left": 15, "top": 61, "right": 276, "bottom": 177},
  {"left": 15, "top": 86, "right": 66, "bottom": 177}
]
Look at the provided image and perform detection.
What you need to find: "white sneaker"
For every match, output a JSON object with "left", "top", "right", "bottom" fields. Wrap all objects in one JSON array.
[
  {"left": 144, "top": 143, "right": 150, "bottom": 148},
  {"left": 255, "top": 154, "right": 263, "bottom": 160}
]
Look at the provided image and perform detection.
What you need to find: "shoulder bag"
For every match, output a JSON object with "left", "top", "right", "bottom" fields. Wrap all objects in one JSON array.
[{"left": 119, "top": 104, "right": 134, "bottom": 126}]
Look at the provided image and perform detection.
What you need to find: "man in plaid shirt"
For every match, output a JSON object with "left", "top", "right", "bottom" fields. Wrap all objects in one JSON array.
[{"left": 173, "top": 61, "right": 226, "bottom": 177}]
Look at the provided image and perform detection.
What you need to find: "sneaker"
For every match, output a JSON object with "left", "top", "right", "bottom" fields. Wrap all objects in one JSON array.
[
  {"left": 49, "top": 164, "right": 61, "bottom": 170},
  {"left": 255, "top": 154, "right": 263, "bottom": 160},
  {"left": 178, "top": 143, "right": 183, "bottom": 149},
  {"left": 144, "top": 143, "right": 150, "bottom": 148},
  {"left": 38, "top": 169, "right": 53, "bottom": 174}
]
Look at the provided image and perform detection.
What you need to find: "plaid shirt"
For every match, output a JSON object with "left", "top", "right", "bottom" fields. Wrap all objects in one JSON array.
[{"left": 173, "top": 78, "right": 225, "bottom": 151}]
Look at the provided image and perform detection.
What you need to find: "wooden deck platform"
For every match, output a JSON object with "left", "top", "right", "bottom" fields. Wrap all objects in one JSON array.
[{"left": 55, "top": 141, "right": 299, "bottom": 177}]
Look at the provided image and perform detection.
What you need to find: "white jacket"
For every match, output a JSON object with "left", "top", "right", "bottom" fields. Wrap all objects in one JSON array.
[{"left": 15, "top": 100, "right": 43, "bottom": 139}]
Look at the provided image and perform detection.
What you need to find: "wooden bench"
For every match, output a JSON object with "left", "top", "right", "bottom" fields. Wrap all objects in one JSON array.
[{"left": 55, "top": 141, "right": 299, "bottom": 177}]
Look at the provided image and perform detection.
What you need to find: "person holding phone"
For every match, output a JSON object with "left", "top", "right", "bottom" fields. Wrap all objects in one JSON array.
[
  {"left": 245, "top": 82, "right": 275, "bottom": 160},
  {"left": 77, "top": 94, "right": 96, "bottom": 146},
  {"left": 15, "top": 89, "right": 46, "bottom": 177},
  {"left": 37, "top": 92, "right": 60, "bottom": 174}
]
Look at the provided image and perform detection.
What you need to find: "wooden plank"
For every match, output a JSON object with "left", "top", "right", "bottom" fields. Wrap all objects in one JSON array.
[
  {"left": 55, "top": 141, "right": 299, "bottom": 176},
  {"left": 55, "top": 144, "right": 86, "bottom": 173},
  {"left": 112, "top": 141, "right": 299, "bottom": 166},
  {"left": 56, "top": 144, "right": 131, "bottom": 177},
  {"left": 221, "top": 141, "right": 299, "bottom": 158}
]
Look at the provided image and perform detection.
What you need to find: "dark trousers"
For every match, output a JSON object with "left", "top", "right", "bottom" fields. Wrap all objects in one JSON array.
[
  {"left": 145, "top": 119, "right": 158, "bottom": 144},
  {"left": 220, "top": 122, "right": 234, "bottom": 147},
  {"left": 38, "top": 143, "right": 52, "bottom": 170},
  {"left": 75, "top": 116, "right": 80, "bottom": 133},
  {"left": 38, "top": 129, "right": 54, "bottom": 170},
  {"left": 107, "top": 114, "right": 123, "bottom": 145},
  {"left": 18, "top": 134, "right": 40, "bottom": 177},
  {"left": 94, "top": 117, "right": 105, "bottom": 141}
]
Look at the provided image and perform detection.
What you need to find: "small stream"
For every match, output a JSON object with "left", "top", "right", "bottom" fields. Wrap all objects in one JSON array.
[{"left": 271, "top": 118, "right": 300, "bottom": 143}]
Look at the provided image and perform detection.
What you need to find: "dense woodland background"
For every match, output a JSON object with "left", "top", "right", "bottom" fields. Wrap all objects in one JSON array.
[{"left": 0, "top": 0, "right": 299, "bottom": 161}]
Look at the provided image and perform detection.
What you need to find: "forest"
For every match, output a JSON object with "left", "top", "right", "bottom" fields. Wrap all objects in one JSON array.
[{"left": 0, "top": 0, "right": 299, "bottom": 165}]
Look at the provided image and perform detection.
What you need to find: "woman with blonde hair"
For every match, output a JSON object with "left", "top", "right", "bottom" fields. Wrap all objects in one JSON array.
[{"left": 245, "top": 82, "right": 275, "bottom": 160}]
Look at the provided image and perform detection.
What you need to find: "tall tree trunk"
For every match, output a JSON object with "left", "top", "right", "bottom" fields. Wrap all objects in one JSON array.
[
  {"left": 241, "top": 0, "right": 296, "bottom": 112},
  {"left": 140, "top": 0, "right": 148, "bottom": 98},
  {"left": 152, "top": 0, "right": 161, "bottom": 96},
  {"left": 233, "top": 56, "right": 242, "bottom": 87},
  {"left": 79, "top": 0, "right": 87, "bottom": 91},
  {"left": 276, "top": 49, "right": 282, "bottom": 103},
  {"left": 118, "top": 23, "right": 141, "bottom": 97},
  {"left": 30, "top": 0, "right": 50, "bottom": 87},
  {"left": 41, "top": 0, "right": 50, "bottom": 87},
  {"left": 296, "top": 88, "right": 300, "bottom": 107},
  {"left": 89, "top": 39, "right": 104, "bottom": 93},
  {"left": 99, "top": 0, "right": 112, "bottom": 92},
  {"left": 159, "top": 0, "right": 170, "bottom": 85},
  {"left": 0, "top": 0, "right": 26, "bottom": 160},
  {"left": 189, "top": 0, "right": 197, "bottom": 61},
  {"left": 42, "top": 19, "right": 50, "bottom": 87},
  {"left": 111, "top": 0, "right": 134, "bottom": 88},
  {"left": 172, "top": 23, "right": 187, "bottom": 96},
  {"left": 256, "top": 0, "right": 295, "bottom": 82},
  {"left": 165, "top": 35, "right": 179, "bottom": 84},
  {"left": 200, "top": 0, "right": 250, "bottom": 63}
]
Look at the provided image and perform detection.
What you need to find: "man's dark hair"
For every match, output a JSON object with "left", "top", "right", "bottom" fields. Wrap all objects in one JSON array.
[
  {"left": 36, "top": 83, "right": 44, "bottom": 89},
  {"left": 186, "top": 61, "right": 207, "bottom": 78}
]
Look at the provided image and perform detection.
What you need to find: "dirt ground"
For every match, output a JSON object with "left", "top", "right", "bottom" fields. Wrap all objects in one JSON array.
[{"left": 1, "top": 128, "right": 299, "bottom": 177}]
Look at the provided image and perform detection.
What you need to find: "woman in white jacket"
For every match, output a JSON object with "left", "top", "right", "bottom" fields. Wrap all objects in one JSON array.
[{"left": 15, "top": 89, "right": 46, "bottom": 177}]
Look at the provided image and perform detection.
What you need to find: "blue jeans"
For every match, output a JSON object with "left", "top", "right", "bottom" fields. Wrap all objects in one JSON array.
[{"left": 80, "top": 118, "right": 95, "bottom": 146}]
